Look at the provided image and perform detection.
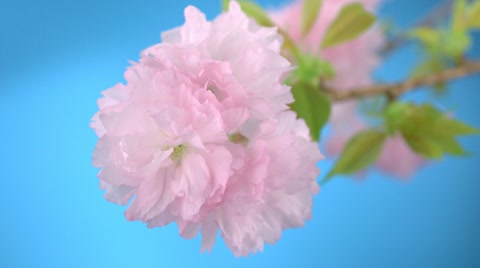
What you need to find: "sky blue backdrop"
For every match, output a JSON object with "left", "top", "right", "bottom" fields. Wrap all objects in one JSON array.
[{"left": 1, "top": 0, "right": 479, "bottom": 267}]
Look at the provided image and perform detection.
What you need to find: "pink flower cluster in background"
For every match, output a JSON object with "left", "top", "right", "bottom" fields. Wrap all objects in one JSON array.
[
  {"left": 272, "top": 0, "right": 425, "bottom": 178},
  {"left": 91, "top": 2, "right": 322, "bottom": 256}
]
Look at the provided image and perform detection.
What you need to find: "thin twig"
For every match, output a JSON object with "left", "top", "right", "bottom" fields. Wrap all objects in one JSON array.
[{"left": 324, "top": 61, "right": 480, "bottom": 102}]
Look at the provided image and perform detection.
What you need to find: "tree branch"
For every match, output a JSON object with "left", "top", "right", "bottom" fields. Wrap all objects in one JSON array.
[{"left": 324, "top": 61, "right": 480, "bottom": 102}]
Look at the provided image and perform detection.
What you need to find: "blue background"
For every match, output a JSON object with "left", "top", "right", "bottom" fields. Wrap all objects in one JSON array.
[{"left": 1, "top": 0, "right": 479, "bottom": 267}]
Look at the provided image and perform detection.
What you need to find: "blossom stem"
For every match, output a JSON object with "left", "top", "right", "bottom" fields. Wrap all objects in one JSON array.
[{"left": 324, "top": 60, "right": 480, "bottom": 102}]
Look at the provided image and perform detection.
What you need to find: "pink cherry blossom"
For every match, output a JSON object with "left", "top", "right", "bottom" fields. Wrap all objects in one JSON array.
[
  {"left": 178, "top": 112, "right": 322, "bottom": 256},
  {"left": 91, "top": 1, "right": 322, "bottom": 256}
]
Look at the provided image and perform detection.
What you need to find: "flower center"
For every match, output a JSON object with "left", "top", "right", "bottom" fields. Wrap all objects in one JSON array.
[
  {"left": 228, "top": 132, "right": 248, "bottom": 145},
  {"left": 170, "top": 144, "right": 186, "bottom": 161},
  {"left": 207, "top": 84, "right": 227, "bottom": 101}
]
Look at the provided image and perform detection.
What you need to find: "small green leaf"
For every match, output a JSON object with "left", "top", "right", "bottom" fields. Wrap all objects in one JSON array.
[
  {"left": 409, "top": 27, "right": 441, "bottom": 48},
  {"left": 384, "top": 102, "right": 409, "bottom": 133},
  {"left": 235, "top": 1, "right": 275, "bottom": 27},
  {"left": 411, "top": 58, "right": 444, "bottom": 78},
  {"left": 467, "top": 1, "right": 480, "bottom": 28},
  {"left": 452, "top": 0, "right": 467, "bottom": 31},
  {"left": 321, "top": 2, "right": 375, "bottom": 48},
  {"left": 324, "top": 130, "right": 387, "bottom": 180},
  {"left": 301, "top": 0, "right": 322, "bottom": 37},
  {"left": 221, "top": 0, "right": 230, "bottom": 11},
  {"left": 278, "top": 28, "right": 302, "bottom": 59},
  {"left": 289, "top": 53, "right": 335, "bottom": 86},
  {"left": 235, "top": 2, "right": 300, "bottom": 56},
  {"left": 223, "top": 1, "right": 301, "bottom": 56},
  {"left": 289, "top": 84, "right": 331, "bottom": 141},
  {"left": 441, "top": 29, "right": 471, "bottom": 59}
]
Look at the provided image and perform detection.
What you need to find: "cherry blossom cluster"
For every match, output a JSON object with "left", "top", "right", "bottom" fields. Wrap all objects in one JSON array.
[{"left": 91, "top": 1, "right": 322, "bottom": 256}]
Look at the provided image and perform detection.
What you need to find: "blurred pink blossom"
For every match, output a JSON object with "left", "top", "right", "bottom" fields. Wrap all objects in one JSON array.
[
  {"left": 272, "top": 0, "right": 425, "bottom": 178},
  {"left": 91, "top": 2, "right": 322, "bottom": 257},
  {"left": 377, "top": 135, "right": 426, "bottom": 178},
  {"left": 271, "top": 0, "right": 383, "bottom": 89}
]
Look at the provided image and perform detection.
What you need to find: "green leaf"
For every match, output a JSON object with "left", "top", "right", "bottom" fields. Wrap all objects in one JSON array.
[
  {"left": 452, "top": 0, "right": 467, "bottom": 31},
  {"left": 433, "top": 118, "right": 480, "bottom": 135},
  {"left": 411, "top": 58, "right": 444, "bottom": 78},
  {"left": 416, "top": 103, "right": 444, "bottom": 119},
  {"left": 429, "top": 134, "right": 469, "bottom": 156},
  {"left": 289, "top": 83, "right": 331, "bottom": 141},
  {"left": 321, "top": 2, "right": 375, "bottom": 48},
  {"left": 467, "top": 1, "right": 480, "bottom": 28},
  {"left": 324, "top": 130, "right": 387, "bottom": 181},
  {"left": 396, "top": 104, "right": 439, "bottom": 135},
  {"left": 385, "top": 102, "right": 480, "bottom": 159},
  {"left": 288, "top": 53, "right": 335, "bottom": 86},
  {"left": 234, "top": 1, "right": 275, "bottom": 27},
  {"left": 221, "top": 0, "right": 230, "bottom": 11},
  {"left": 409, "top": 27, "right": 440, "bottom": 48},
  {"left": 301, "top": 0, "right": 322, "bottom": 37},
  {"left": 384, "top": 102, "right": 410, "bottom": 133},
  {"left": 402, "top": 133, "right": 444, "bottom": 159},
  {"left": 278, "top": 28, "right": 302, "bottom": 58},
  {"left": 441, "top": 29, "right": 471, "bottom": 59}
]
